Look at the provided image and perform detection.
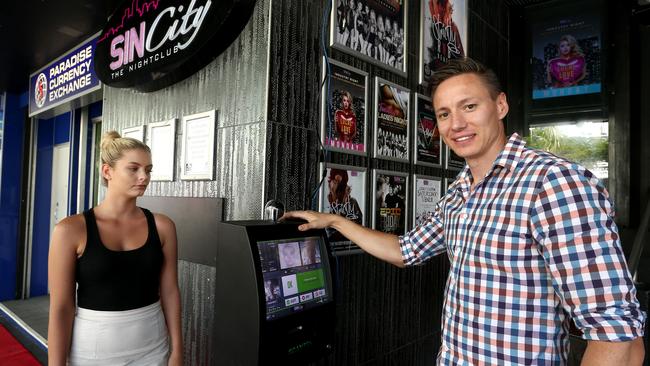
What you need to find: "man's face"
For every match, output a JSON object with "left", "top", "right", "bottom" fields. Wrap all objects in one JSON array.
[{"left": 433, "top": 73, "right": 508, "bottom": 165}]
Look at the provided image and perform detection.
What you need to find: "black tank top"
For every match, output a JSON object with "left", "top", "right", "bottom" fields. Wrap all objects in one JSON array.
[{"left": 76, "top": 208, "right": 163, "bottom": 311}]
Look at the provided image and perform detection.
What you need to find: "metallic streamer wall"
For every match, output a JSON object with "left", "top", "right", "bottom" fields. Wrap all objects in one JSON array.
[
  {"left": 102, "top": 0, "right": 271, "bottom": 221},
  {"left": 101, "top": 1, "right": 271, "bottom": 364}
]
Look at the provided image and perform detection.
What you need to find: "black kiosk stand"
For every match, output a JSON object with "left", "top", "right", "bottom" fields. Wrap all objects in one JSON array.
[{"left": 215, "top": 220, "right": 336, "bottom": 365}]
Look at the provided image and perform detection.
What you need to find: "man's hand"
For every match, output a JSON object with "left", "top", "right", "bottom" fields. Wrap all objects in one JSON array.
[
  {"left": 280, "top": 210, "right": 340, "bottom": 231},
  {"left": 281, "top": 210, "right": 404, "bottom": 267}
]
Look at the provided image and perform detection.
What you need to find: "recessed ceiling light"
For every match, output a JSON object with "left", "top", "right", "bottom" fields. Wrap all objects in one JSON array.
[{"left": 57, "top": 26, "right": 83, "bottom": 37}]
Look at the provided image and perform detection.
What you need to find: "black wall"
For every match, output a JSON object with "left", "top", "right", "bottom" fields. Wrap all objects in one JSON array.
[{"left": 263, "top": 0, "right": 510, "bottom": 363}]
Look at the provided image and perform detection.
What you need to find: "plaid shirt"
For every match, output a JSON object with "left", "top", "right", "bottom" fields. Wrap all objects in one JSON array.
[{"left": 400, "top": 133, "right": 645, "bottom": 365}]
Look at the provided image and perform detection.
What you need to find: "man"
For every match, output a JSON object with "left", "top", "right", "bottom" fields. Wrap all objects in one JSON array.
[{"left": 283, "top": 58, "right": 645, "bottom": 365}]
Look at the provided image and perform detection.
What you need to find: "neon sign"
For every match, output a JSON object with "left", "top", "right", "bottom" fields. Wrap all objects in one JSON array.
[{"left": 95, "top": 0, "right": 257, "bottom": 92}]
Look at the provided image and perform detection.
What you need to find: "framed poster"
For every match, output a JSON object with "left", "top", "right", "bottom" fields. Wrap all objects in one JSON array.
[
  {"left": 373, "top": 169, "right": 408, "bottom": 234},
  {"left": 330, "top": 0, "right": 408, "bottom": 76},
  {"left": 443, "top": 176, "right": 453, "bottom": 195},
  {"left": 318, "top": 163, "right": 367, "bottom": 247},
  {"left": 413, "top": 93, "right": 442, "bottom": 167},
  {"left": 419, "top": 0, "right": 468, "bottom": 86},
  {"left": 530, "top": 5, "right": 601, "bottom": 100},
  {"left": 321, "top": 59, "right": 368, "bottom": 155},
  {"left": 180, "top": 110, "right": 216, "bottom": 180},
  {"left": 445, "top": 144, "right": 464, "bottom": 170},
  {"left": 146, "top": 119, "right": 176, "bottom": 181},
  {"left": 374, "top": 77, "right": 410, "bottom": 162},
  {"left": 122, "top": 125, "right": 145, "bottom": 142},
  {"left": 412, "top": 174, "right": 442, "bottom": 227}
]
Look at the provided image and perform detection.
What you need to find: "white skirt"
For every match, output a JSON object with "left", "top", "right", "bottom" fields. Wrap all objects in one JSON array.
[{"left": 68, "top": 301, "right": 169, "bottom": 366}]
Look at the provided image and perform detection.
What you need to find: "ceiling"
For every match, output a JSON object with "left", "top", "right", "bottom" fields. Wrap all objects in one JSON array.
[
  {"left": 2, "top": 0, "right": 646, "bottom": 94},
  {"left": 0, "top": 0, "right": 121, "bottom": 93}
]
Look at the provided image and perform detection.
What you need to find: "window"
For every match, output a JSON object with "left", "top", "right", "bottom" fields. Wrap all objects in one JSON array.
[{"left": 527, "top": 121, "right": 608, "bottom": 186}]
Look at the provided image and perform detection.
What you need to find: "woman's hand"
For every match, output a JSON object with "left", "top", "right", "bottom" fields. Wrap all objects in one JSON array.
[{"left": 168, "top": 350, "right": 183, "bottom": 366}]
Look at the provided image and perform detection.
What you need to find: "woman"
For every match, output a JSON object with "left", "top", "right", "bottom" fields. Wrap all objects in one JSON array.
[
  {"left": 327, "top": 168, "right": 363, "bottom": 242},
  {"left": 334, "top": 91, "right": 358, "bottom": 143},
  {"left": 546, "top": 34, "right": 586, "bottom": 88},
  {"left": 48, "top": 131, "right": 182, "bottom": 365}
]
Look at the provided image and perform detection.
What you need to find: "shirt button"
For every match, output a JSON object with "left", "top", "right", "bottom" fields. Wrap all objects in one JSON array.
[
  {"left": 446, "top": 310, "right": 452, "bottom": 318},
  {"left": 590, "top": 177, "right": 599, "bottom": 186},
  {"left": 441, "top": 343, "right": 449, "bottom": 352},
  {"left": 460, "top": 213, "right": 468, "bottom": 220}
]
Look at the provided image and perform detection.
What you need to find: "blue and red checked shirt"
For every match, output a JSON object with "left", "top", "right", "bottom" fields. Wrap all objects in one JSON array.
[{"left": 399, "top": 133, "right": 645, "bottom": 365}]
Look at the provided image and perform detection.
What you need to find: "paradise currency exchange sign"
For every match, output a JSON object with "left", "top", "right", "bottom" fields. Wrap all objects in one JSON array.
[{"left": 29, "top": 33, "right": 101, "bottom": 117}]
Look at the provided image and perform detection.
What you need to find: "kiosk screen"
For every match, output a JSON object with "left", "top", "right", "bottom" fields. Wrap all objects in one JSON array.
[{"left": 257, "top": 236, "right": 332, "bottom": 320}]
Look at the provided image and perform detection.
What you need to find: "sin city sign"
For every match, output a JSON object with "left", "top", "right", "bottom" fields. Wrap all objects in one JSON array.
[{"left": 94, "top": 0, "right": 257, "bottom": 92}]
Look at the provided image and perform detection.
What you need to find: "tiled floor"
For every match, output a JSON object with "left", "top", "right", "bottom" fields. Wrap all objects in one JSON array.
[{"left": 1, "top": 295, "right": 49, "bottom": 339}]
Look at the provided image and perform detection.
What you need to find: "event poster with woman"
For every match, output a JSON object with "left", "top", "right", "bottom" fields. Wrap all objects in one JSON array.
[
  {"left": 374, "top": 77, "right": 410, "bottom": 162},
  {"left": 531, "top": 9, "right": 601, "bottom": 99},
  {"left": 321, "top": 59, "right": 368, "bottom": 155},
  {"left": 373, "top": 170, "right": 407, "bottom": 234},
  {"left": 330, "top": 0, "right": 407, "bottom": 75},
  {"left": 412, "top": 174, "right": 441, "bottom": 227},
  {"left": 419, "top": 0, "right": 468, "bottom": 85},
  {"left": 319, "top": 163, "right": 366, "bottom": 243},
  {"left": 414, "top": 94, "right": 441, "bottom": 167}
]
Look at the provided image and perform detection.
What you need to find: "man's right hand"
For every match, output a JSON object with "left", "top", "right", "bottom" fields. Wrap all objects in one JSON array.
[
  {"left": 280, "top": 210, "right": 340, "bottom": 231},
  {"left": 281, "top": 210, "right": 405, "bottom": 268}
]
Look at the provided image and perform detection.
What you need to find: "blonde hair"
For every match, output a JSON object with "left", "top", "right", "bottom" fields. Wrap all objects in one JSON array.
[{"left": 100, "top": 130, "right": 151, "bottom": 186}]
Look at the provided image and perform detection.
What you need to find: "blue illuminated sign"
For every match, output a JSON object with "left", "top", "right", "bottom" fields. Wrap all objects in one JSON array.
[{"left": 29, "top": 33, "right": 102, "bottom": 117}]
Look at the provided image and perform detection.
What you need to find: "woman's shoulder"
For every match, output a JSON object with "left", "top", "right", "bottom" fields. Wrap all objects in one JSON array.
[
  {"left": 55, "top": 213, "right": 86, "bottom": 234},
  {"left": 151, "top": 212, "right": 176, "bottom": 233},
  {"left": 51, "top": 214, "right": 86, "bottom": 251}
]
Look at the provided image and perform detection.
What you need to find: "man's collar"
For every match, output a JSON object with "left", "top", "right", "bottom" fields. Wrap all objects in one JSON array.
[
  {"left": 493, "top": 133, "right": 526, "bottom": 172},
  {"left": 447, "top": 133, "right": 525, "bottom": 193}
]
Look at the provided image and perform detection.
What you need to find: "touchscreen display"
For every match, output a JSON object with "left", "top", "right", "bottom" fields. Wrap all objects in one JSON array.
[{"left": 257, "top": 236, "right": 332, "bottom": 320}]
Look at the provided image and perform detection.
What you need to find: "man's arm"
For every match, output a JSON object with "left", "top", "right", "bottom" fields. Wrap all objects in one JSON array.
[
  {"left": 581, "top": 338, "right": 644, "bottom": 366},
  {"left": 530, "top": 165, "right": 646, "bottom": 359},
  {"left": 282, "top": 211, "right": 405, "bottom": 267}
]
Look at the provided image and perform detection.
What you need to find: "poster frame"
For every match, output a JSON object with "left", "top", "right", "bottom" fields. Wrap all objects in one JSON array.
[
  {"left": 372, "top": 169, "right": 409, "bottom": 234},
  {"left": 373, "top": 77, "right": 410, "bottom": 162},
  {"left": 320, "top": 58, "right": 369, "bottom": 156}
]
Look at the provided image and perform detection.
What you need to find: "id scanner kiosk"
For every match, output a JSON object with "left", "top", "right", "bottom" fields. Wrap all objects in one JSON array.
[{"left": 215, "top": 219, "right": 336, "bottom": 365}]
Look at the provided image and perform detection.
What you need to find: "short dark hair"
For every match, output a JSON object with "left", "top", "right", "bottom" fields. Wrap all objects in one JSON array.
[{"left": 429, "top": 58, "right": 503, "bottom": 100}]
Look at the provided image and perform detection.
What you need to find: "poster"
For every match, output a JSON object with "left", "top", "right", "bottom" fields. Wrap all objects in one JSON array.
[
  {"left": 180, "top": 110, "right": 216, "bottom": 180},
  {"left": 413, "top": 94, "right": 441, "bottom": 166},
  {"left": 373, "top": 170, "right": 407, "bottom": 234},
  {"left": 122, "top": 125, "right": 145, "bottom": 142},
  {"left": 374, "top": 77, "right": 410, "bottom": 162},
  {"left": 330, "top": 0, "right": 407, "bottom": 75},
  {"left": 445, "top": 144, "right": 464, "bottom": 170},
  {"left": 419, "top": 0, "right": 468, "bottom": 85},
  {"left": 412, "top": 175, "right": 441, "bottom": 227},
  {"left": 531, "top": 9, "right": 601, "bottom": 99},
  {"left": 319, "top": 163, "right": 366, "bottom": 245},
  {"left": 321, "top": 59, "right": 368, "bottom": 155},
  {"left": 147, "top": 119, "right": 176, "bottom": 181}
]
